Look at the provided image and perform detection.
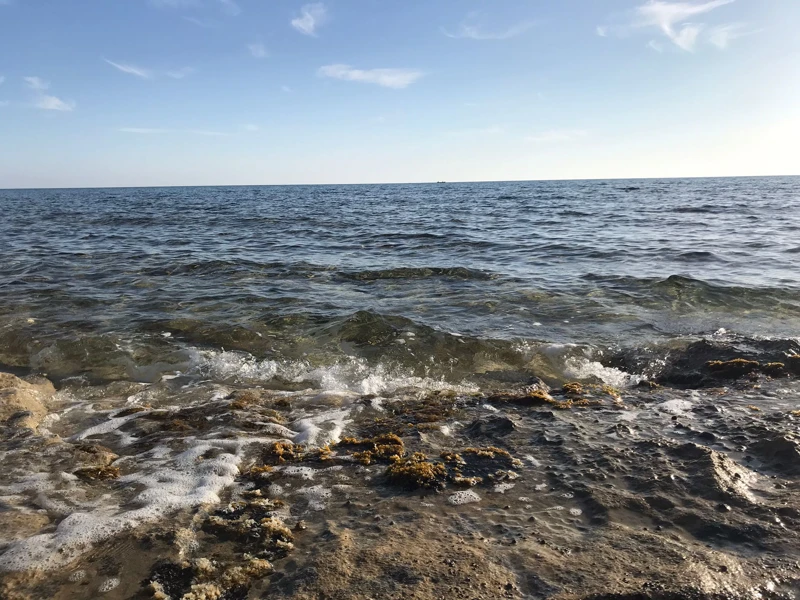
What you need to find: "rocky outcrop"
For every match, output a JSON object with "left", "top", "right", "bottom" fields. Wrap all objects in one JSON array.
[{"left": 0, "top": 372, "right": 55, "bottom": 430}]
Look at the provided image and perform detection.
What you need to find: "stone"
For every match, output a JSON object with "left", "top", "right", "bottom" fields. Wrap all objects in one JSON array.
[{"left": 0, "top": 372, "right": 55, "bottom": 430}]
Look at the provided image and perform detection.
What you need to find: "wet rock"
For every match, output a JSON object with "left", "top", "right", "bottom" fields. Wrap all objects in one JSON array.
[
  {"left": 705, "top": 359, "right": 760, "bottom": 379},
  {"left": 0, "top": 372, "right": 55, "bottom": 430},
  {"left": 748, "top": 435, "right": 800, "bottom": 476},
  {"left": 654, "top": 339, "right": 800, "bottom": 387},
  {"left": 465, "top": 416, "right": 517, "bottom": 439},
  {"left": 386, "top": 453, "right": 447, "bottom": 490},
  {"left": 74, "top": 465, "right": 121, "bottom": 481},
  {"left": 0, "top": 511, "right": 50, "bottom": 543}
]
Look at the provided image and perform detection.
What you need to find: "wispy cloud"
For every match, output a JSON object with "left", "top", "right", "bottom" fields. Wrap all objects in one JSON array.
[
  {"left": 442, "top": 19, "right": 535, "bottom": 40},
  {"left": 525, "top": 129, "right": 588, "bottom": 143},
  {"left": 0, "top": 75, "right": 5, "bottom": 85},
  {"left": 0, "top": 101, "right": 9, "bottom": 108},
  {"left": 318, "top": 64, "right": 423, "bottom": 89},
  {"left": 183, "top": 16, "right": 215, "bottom": 27},
  {"left": 634, "top": 0, "right": 734, "bottom": 51},
  {"left": 35, "top": 95, "right": 75, "bottom": 111},
  {"left": 166, "top": 67, "right": 195, "bottom": 79},
  {"left": 596, "top": 25, "right": 608, "bottom": 37},
  {"left": 104, "top": 59, "right": 152, "bottom": 79},
  {"left": 242, "top": 123, "right": 259, "bottom": 132},
  {"left": 24, "top": 76, "right": 49, "bottom": 91},
  {"left": 281, "top": 85, "right": 292, "bottom": 93},
  {"left": 248, "top": 42, "right": 268, "bottom": 58},
  {"left": 708, "top": 22, "right": 757, "bottom": 48},
  {"left": 648, "top": 39, "right": 665, "bottom": 52},
  {"left": 119, "top": 127, "right": 228, "bottom": 136},
  {"left": 291, "top": 3, "right": 327, "bottom": 36},
  {"left": 218, "top": 0, "right": 240, "bottom": 16}
]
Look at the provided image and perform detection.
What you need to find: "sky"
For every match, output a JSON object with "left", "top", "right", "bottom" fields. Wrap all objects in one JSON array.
[{"left": 0, "top": 0, "right": 799, "bottom": 188}]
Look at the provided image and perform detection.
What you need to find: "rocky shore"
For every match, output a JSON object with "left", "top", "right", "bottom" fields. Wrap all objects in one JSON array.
[{"left": 1, "top": 363, "right": 799, "bottom": 600}]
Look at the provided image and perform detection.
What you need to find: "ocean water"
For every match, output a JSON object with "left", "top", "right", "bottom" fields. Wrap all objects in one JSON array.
[
  {"left": 2, "top": 177, "right": 799, "bottom": 388},
  {"left": 1, "top": 178, "right": 800, "bottom": 599}
]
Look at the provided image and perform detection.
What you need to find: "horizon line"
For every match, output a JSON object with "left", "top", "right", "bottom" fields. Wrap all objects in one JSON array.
[{"left": 1, "top": 173, "right": 797, "bottom": 192}]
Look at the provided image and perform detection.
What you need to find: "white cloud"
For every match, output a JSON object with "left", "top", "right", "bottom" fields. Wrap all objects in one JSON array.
[
  {"left": 119, "top": 127, "right": 228, "bottom": 136},
  {"left": 525, "top": 129, "right": 588, "bottom": 143},
  {"left": 104, "top": 59, "right": 152, "bottom": 79},
  {"left": 166, "top": 67, "right": 195, "bottom": 79},
  {"left": 35, "top": 95, "right": 75, "bottom": 111},
  {"left": 318, "top": 64, "right": 423, "bottom": 89},
  {"left": 120, "top": 127, "right": 171, "bottom": 133},
  {"left": 648, "top": 39, "right": 665, "bottom": 52},
  {"left": 218, "top": 0, "right": 240, "bottom": 16},
  {"left": 248, "top": 43, "right": 268, "bottom": 58},
  {"left": 24, "top": 76, "right": 49, "bottom": 91},
  {"left": 443, "top": 20, "right": 535, "bottom": 40},
  {"left": 635, "top": 0, "right": 734, "bottom": 51},
  {"left": 0, "top": 76, "right": 5, "bottom": 85},
  {"left": 243, "top": 123, "right": 259, "bottom": 132},
  {"left": 596, "top": 26, "right": 608, "bottom": 37},
  {"left": 291, "top": 3, "right": 327, "bottom": 36},
  {"left": 281, "top": 85, "right": 292, "bottom": 93},
  {"left": 708, "top": 22, "right": 756, "bottom": 48}
]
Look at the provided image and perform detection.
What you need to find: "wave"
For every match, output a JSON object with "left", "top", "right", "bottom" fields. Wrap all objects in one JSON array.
[{"left": 338, "top": 266, "right": 495, "bottom": 281}]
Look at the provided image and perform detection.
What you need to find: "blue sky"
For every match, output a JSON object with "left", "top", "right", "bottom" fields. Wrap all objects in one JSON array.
[{"left": 0, "top": 0, "right": 798, "bottom": 187}]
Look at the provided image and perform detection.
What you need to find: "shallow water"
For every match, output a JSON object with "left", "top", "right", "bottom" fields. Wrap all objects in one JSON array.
[{"left": 1, "top": 178, "right": 799, "bottom": 599}]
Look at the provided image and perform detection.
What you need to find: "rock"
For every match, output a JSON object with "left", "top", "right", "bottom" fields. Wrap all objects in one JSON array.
[
  {"left": 0, "top": 372, "right": 55, "bottom": 430},
  {"left": 0, "top": 511, "right": 50, "bottom": 543},
  {"left": 465, "top": 416, "right": 517, "bottom": 439}
]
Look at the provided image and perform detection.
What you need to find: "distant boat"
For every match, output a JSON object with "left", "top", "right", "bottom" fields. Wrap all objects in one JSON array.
[{"left": 436, "top": 181, "right": 446, "bottom": 183}]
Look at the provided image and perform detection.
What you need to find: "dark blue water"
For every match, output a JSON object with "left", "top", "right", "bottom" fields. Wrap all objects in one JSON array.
[{"left": 2, "top": 177, "right": 799, "bottom": 386}]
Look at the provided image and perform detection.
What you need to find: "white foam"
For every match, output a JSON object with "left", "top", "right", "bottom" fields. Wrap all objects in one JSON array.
[
  {"left": 448, "top": 490, "right": 481, "bottom": 505},
  {"left": 291, "top": 407, "right": 352, "bottom": 447},
  {"left": 493, "top": 483, "right": 515, "bottom": 494},
  {"left": 295, "top": 485, "right": 332, "bottom": 511},
  {"left": 192, "top": 349, "right": 477, "bottom": 396},
  {"left": 564, "top": 357, "right": 642, "bottom": 388},
  {"left": 0, "top": 437, "right": 271, "bottom": 572},
  {"left": 280, "top": 466, "right": 316, "bottom": 480},
  {"left": 258, "top": 423, "right": 299, "bottom": 438},
  {"left": 99, "top": 578, "right": 120, "bottom": 592},
  {"left": 655, "top": 398, "right": 694, "bottom": 415},
  {"left": 70, "top": 411, "right": 147, "bottom": 442}
]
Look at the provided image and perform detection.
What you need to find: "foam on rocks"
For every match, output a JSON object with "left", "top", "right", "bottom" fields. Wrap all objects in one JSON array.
[
  {"left": 448, "top": 490, "right": 482, "bottom": 506},
  {"left": 0, "top": 437, "right": 268, "bottom": 572}
]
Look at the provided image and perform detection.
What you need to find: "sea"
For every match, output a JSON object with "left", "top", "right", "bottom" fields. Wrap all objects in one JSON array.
[{"left": 1, "top": 177, "right": 799, "bottom": 599}]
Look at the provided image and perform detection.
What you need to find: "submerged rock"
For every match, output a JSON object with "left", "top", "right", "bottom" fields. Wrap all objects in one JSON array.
[{"left": 0, "top": 372, "right": 55, "bottom": 430}]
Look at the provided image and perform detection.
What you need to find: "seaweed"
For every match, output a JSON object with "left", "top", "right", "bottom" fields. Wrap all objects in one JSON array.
[
  {"left": 263, "top": 441, "right": 304, "bottom": 464},
  {"left": 705, "top": 358, "right": 760, "bottom": 378},
  {"left": 386, "top": 453, "right": 447, "bottom": 490},
  {"left": 74, "top": 465, "right": 120, "bottom": 481},
  {"left": 337, "top": 433, "right": 404, "bottom": 465}
]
